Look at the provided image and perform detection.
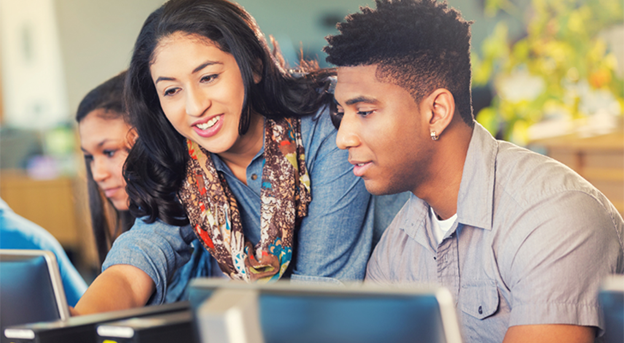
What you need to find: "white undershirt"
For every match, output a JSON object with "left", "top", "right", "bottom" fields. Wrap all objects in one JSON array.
[{"left": 430, "top": 207, "right": 457, "bottom": 244}]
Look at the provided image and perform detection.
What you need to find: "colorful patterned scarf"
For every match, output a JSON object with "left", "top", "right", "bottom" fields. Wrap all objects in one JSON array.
[{"left": 177, "top": 117, "right": 311, "bottom": 282}]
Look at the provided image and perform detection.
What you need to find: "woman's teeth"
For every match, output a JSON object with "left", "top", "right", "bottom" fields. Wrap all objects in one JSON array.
[{"left": 196, "top": 116, "right": 219, "bottom": 130}]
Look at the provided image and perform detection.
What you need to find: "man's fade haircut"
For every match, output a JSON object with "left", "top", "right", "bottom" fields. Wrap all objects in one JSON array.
[{"left": 324, "top": 0, "right": 475, "bottom": 126}]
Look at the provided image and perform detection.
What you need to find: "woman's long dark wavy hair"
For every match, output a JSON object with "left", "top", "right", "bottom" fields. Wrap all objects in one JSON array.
[
  {"left": 124, "top": 0, "right": 335, "bottom": 226},
  {"left": 76, "top": 71, "right": 135, "bottom": 266}
]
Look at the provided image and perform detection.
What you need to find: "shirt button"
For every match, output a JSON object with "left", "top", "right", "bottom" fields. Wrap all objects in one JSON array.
[
  {"left": 433, "top": 256, "right": 437, "bottom": 260},
  {"left": 251, "top": 174, "right": 258, "bottom": 180},
  {"left": 478, "top": 306, "right": 483, "bottom": 314}
]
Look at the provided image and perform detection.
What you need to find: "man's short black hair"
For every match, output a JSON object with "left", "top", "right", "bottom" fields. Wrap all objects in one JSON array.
[{"left": 324, "top": 0, "right": 474, "bottom": 126}]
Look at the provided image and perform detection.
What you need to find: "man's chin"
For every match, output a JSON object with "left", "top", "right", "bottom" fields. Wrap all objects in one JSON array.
[
  {"left": 364, "top": 179, "right": 406, "bottom": 195},
  {"left": 363, "top": 180, "right": 395, "bottom": 196}
]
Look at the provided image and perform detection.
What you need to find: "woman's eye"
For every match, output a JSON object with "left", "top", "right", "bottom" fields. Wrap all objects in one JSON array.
[
  {"left": 83, "top": 154, "right": 93, "bottom": 162},
  {"left": 357, "top": 110, "right": 373, "bottom": 116},
  {"left": 103, "top": 150, "right": 116, "bottom": 158},
  {"left": 200, "top": 74, "right": 218, "bottom": 83},
  {"left": 163, "top": 88, "right": 179, "bottom": 96}
]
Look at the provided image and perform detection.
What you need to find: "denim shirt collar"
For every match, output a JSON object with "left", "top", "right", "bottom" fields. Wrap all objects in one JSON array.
[
  {"left": 456, "top": 122, "right": 498, "bottom": 231},
  {"left": 210, "top": 146, "right": 265, "bottom": 175}
]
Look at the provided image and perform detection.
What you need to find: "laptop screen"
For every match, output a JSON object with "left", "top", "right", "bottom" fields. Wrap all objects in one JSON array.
[{"left": 0, "top": 249, "right": 69, "bottom": 332}]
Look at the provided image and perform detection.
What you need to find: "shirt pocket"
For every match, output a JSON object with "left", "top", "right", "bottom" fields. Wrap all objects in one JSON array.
[{"left": 460, "top": 279, "right": 500, "bottom": 320}]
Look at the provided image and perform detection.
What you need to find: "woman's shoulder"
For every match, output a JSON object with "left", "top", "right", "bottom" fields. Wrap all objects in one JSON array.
[
  {"left": 300, "top": 106, "right": 338, "bottom": 155},
  {"left": 125, "top": 217, "right": 195, "bottom": 243}
]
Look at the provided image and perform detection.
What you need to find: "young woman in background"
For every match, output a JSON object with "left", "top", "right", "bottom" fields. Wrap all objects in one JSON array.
[{"left": 76, "top": 71, "right": 135, "bottom": 267}]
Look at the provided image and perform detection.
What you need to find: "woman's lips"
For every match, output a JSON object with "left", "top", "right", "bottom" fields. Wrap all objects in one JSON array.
[
  {"left": 193, "top": 114, "right": 223, "bottom": 138},
  {"left": 104, "top": 187, "right": 122, "bottom": 198}
]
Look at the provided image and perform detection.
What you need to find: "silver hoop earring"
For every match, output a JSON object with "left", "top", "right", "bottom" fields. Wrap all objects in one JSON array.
[{"left": 430, "top": 131, "right": 439, "bottom": 141}]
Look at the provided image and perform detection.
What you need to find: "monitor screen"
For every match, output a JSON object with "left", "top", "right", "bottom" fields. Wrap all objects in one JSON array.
[
  {"left": 190, "top": 279, "right": 463, "bottom": 343},
  {"left": 0, "top": 250, "right": 69, "bottom": 333},
  {"left": 600, "top": 275, "right": 624, "bottom": 343},
  {"left": 259, "top": 291, "right": 445, "bottom": 343}
]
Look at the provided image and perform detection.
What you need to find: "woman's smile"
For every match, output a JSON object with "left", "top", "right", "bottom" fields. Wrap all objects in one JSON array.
[{"left": 192, "top": 114, "right": 223, "bottom": 137}]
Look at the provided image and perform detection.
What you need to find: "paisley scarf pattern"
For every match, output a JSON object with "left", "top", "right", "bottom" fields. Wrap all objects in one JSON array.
[{"left": 177, "top": 117, "right": 311, "bottom": 282}]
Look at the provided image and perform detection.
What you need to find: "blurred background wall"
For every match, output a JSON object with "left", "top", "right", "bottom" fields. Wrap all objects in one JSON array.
[{"left": 0, "top": 0, "right": 622, "bottom": 281}]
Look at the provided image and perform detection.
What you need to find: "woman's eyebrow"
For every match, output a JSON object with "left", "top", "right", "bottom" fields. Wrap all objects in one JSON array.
[
  {"left": 154, "top": 60, "right": 223, "bottom": 84},
  {"left": 192, "top": 60, "right": 222, "bottom": 74}
]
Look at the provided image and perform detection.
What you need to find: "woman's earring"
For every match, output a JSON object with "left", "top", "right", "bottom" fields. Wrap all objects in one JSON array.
[{"left": 430, "top": 131, "right": 439, "bottom": 141}]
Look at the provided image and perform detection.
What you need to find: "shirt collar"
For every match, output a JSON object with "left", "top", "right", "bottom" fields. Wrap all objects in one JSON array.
[
  {"left": 402, "top": 193, "right": 437, "bottom": 252},
  {"left": 211, "top": 145, "right": 265, "bottom": 175},
  {"left": 456, "top": 122, "right": 499, "bottom": 231}
]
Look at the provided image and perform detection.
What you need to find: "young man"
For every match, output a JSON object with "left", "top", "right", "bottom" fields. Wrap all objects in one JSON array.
[{"left": 324, "top": 1, "right": 624, "bottom": 342}]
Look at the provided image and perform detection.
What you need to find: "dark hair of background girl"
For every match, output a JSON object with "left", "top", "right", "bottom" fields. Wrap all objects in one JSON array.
[
  {"left": 76, "top": 71, "right": 135, "bottom": 266},
  {"left": 124, "top": 0, "right": 336, "bottom": 226}
]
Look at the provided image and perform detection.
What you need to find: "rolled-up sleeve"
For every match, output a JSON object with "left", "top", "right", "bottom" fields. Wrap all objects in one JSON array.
[{"left": 102, "top": 219, "right": 196, "bottom": 305}]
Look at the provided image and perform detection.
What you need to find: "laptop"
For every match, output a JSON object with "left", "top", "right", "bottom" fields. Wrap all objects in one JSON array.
[
  {"left": 96, "top": 310, "right": 194, "bottom": 343},
  {"left": 3, "top": 302, "right": 190, "bottom": 343},
  {"left": 190, "top": 278, "right": 463, "bottom": 343},
  {"left": 0, "top": 249, "right": 69, "bottom": 337}
]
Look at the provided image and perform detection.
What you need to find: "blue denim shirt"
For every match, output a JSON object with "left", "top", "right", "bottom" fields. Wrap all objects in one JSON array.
[
  {"left": 104, "top": 108, "right": 407, "bottom": 305},
  {"left": 0, "top": 198, "right": 88, "bottom": 306}
]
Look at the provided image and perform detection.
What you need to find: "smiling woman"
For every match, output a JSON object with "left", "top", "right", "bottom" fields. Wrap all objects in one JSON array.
[
  {"left": 150, "top": 32, "right": 264, "bottom": 179},
  {"left": 71, "top": 0, "right": 406, "bottom": 316}
]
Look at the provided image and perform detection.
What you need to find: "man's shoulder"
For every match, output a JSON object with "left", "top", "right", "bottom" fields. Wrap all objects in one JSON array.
[
  {"left": 494, "top": 141, "right": 607, "bottom": 209},
  {"left": 491, "top": 142, "right": 622, "bottom": 245}
]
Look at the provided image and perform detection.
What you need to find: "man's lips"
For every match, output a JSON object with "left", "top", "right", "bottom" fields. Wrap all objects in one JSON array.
[{"left": 350, "top": 160, "right": 372, "bottom": 177}]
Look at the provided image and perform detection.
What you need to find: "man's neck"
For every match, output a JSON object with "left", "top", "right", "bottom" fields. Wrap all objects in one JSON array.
[{"left": 415, "top": 122, "right": 473, "bottom": 220}]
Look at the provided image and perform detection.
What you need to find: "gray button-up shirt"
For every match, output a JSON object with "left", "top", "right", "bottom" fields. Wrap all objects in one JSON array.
[{"left": 366, "top": 123, "right": 624, "bottom": 343}]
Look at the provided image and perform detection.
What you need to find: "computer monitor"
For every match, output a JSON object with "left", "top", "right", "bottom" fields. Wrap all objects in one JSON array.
[
  {"left": 599, "top": 274, "right": 624, "bottom": 343},
  {"left": 190, "top": 278, "right": 463, "bottom": 343},
  {"left": 0, "top": 249, "right": 69, "bottom": 336}
]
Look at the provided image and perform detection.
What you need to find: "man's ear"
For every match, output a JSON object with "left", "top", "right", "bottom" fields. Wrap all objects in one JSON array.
[{"left": 424, "top": 88, "right": 455, "bottom": 139}]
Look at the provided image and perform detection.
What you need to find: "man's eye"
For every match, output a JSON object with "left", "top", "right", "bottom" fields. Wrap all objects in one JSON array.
[{"left": 357, "top": 110, "right": 373, "bottom": 116}]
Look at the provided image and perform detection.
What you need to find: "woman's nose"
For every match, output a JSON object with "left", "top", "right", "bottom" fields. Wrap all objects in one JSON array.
[
  {"left": 91, "top": 159, "right": 108, "bottom": 182},
  {"left": 186, "top": 86, "right": 211, "bottom": 117}
]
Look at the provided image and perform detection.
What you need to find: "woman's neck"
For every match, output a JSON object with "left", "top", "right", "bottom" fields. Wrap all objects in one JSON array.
[{"left": 218, "top": 112, "right": 265, "bottom": 185}]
